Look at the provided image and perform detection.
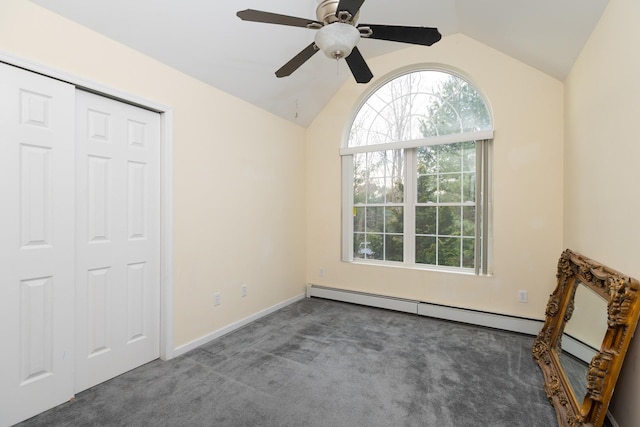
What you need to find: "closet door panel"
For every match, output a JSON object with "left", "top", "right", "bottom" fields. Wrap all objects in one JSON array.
[
  {"left": 75, "top": 90, "right": 161, "bottom": 393},
  {"left": 0, "top": 62, "right": 76, "bottom": 427}
]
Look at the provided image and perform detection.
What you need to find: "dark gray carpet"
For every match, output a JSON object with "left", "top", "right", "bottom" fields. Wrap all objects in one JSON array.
[{"left": 19, "top": 298, "right": 557, "bottom": 426}]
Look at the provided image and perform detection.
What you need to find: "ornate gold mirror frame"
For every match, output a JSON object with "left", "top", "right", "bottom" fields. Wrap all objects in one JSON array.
[{"left": 533, "top": 249, "right": 640, "bottom": 427}]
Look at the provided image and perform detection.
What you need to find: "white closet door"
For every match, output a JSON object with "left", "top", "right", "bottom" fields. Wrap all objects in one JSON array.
[
  {"left": 74, "top": 90, "right": 161, "bottom": 392},
  {"left": 0, "top": 63, "right": 76, "bottom": 426}
]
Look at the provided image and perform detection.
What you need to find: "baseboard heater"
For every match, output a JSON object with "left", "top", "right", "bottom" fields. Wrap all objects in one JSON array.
[{"left": 307, "top": 284, "right": 543, "bottom": 336}]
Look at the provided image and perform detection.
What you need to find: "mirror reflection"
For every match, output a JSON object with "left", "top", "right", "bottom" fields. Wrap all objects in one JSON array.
[{"left": 557, "top": 282, "right": 609, "bottom": 401}]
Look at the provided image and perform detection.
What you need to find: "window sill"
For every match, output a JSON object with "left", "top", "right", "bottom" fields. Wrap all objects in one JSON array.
[{"left": 348, "top": 259, "right": 482, "bottom": 276}]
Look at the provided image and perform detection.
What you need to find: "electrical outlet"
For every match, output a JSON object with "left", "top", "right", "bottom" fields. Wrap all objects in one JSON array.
[
  {"left": 518, "top": 290, "right": 528, "bottom": 303},
  {"left": 319, "top": 268, "right": 325, "bottom": 277},
  {"left": 214, "top": 292, "right": 221, "bottom": 306},
  {"left": 241, "top": 284, "right": 247, "bottom": 298}
]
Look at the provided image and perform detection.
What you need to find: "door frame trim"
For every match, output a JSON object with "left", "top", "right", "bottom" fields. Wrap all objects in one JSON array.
[{"left": 0, "top": 50, "right": 175, "bottom": 360}]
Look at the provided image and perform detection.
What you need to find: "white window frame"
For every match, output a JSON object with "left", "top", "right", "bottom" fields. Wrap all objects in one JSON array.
[{"left": 341, "top": 69, "right": 493, "bottom": 275}]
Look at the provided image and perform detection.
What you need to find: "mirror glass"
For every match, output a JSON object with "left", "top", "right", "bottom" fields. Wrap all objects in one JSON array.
[{"left": 557, "top": 282, "right": 608, "bottom": 400}]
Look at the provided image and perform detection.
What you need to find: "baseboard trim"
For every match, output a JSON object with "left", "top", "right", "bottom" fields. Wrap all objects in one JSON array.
[
  {"left": 176, "top": 285, "right": 545, "bottom": 356},
  {"left": 307, "top": 284, "right": 419, "bottom": 314},
  {"left": 173, "top": 292, "right": 306, "bottom": 357},
  {"left": 307, "top": 284, "right": 543, "bottom": 336},
  {"left": 417, "top": 302, "right": 543, "bottom": 335}
]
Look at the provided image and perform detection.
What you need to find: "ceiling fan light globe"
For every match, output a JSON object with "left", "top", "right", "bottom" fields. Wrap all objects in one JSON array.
[{"left": 315, "top": 23, "right": 360, "bottom": 59}]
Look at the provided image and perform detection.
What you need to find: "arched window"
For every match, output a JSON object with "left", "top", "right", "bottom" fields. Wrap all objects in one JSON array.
[{"left": 341, "top": 69, "right": 493, "bottom": 274}]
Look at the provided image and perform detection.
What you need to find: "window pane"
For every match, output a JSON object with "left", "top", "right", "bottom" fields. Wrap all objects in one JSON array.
[
  {"left": 367, "top": 151, "right": 385, "bottom": 172},
  {"left": 348, "top": 71, "right": 491, "bottom": 148},
  {"left": 383, "top": 150, "right": 402, "bottom": 175},
  {"left": 354, "top": 153, "right": 367, "bottom": 204},
  {"left": 385, "top": 235, "right": 403, "bottom": 262},
  {"left": 417, "top": 146, "right": 438, "bottom": 174},
  {"left": 354, "top": 180, "right": 366, "bottom": 204},
  {"left": 366, "top": 178, "right": 384, "bottom": 203},
  {"left": 438, "top": 237, "right": 461, "bottom": 267},
  {"left": 428, "top": 103, "right": 461, "bottom": 135},
  {"left": 388, "top": 178, "right": 404, "bottom": 203},
  {"left": 416, "top": 236, "right": 436, "bottom": 264},
  {"left": 463, "top": 141, "right": 476, "bottom": 172},
  {"left": 439, "top": 174, "right": 461, "bottom": 203},
  {"left": 416, "top": 206, "right": 436, "bottom": 234},
  {"left": 438, "top": 142, "right": 462, "bottom": 173},
  {"left": 462, "top": 172, "right": 475, "bottom": 203},
  {"left": 353, "top": 233, "right": 366, "bottom": 259},
  {"left": 366, "top": 207, "right": 384, "bottom": 233},
  {"left": 462, "top": 206, "right": 475, "bottom": 237},
  {"left": 417, "top": 175, "right": 437, "bottom": 203},
  {"left": 463, "top": 238, "right": 475, "bottom": 268},
  {"left": 386, "top": 207, "right": 403, "bottom": 233},
  {"left": 385, "top": 150, "right": 404, "bottom": 203},
  {"left": 368, "top": 234, "right": 384, "bottom": 260},
  {"left": 354, "top": 207, "right": 365, "bottom": 233},
  {"left": 438, "top": 206, "right": 461, "bottom": 236},
  {"left": 420, "top": 117, "right": 439, "bottom": 138}
]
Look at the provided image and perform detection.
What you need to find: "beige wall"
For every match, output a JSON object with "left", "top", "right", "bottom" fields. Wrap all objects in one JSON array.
[
  {"left": 306, "top": 34, "right": 564, "bottom": 319},
  {"left": 564, "top": 0, "right": 640, "bottom": 424},
  {"left": 0, "top": 0, "right": 307, "bottom": 348}
]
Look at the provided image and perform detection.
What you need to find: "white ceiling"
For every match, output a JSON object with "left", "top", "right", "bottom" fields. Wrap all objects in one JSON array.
[{"left": 32, "top": 0, "right": 608, "bottom": 127}]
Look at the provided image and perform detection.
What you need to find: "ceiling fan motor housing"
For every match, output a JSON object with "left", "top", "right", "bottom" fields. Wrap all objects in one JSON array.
[{"left": 316, "top": 0, "right": 359, "bottom": 25}]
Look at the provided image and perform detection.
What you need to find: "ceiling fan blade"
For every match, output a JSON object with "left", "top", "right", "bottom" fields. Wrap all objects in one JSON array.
[
  {"left": 345, "top": 47, "right": 373, "bottom": 84},
  {"left": 237, "top": 9, "right": 322, "bottom": 28},
  {"left": 336, "top": 0, "right": 366, "bottom": 19},
  {"left": 275, "top": 43, "right": 319, "bottom": 78},
  {"left": 360, "top": 24, "right": 442, "bottom": 46}
]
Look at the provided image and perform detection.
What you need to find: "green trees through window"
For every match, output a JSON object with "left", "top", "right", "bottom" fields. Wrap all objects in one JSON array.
[
  {"left": 415, "top": 141, "right": 476, "bottom": 267},
  {"left": 353, "top": 149, "right": 404, "bottom": 261},
  {"left": 346, "top": 70, "right": 491, "bottom": 271}
]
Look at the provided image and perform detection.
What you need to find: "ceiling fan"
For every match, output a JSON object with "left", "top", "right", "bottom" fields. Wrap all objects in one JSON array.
[{"left": 237, "top": 0, "right": 442, "bottom": 84}]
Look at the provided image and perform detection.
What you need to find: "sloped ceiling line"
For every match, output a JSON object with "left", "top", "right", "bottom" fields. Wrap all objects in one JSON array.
[{"left": 32, "top": 0, "right": 608, "bottom": 127}]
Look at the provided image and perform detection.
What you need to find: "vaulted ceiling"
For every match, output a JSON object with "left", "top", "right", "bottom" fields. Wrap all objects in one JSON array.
[{"left": 32, "top": 0, "right": 608, "bottom": 126}]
